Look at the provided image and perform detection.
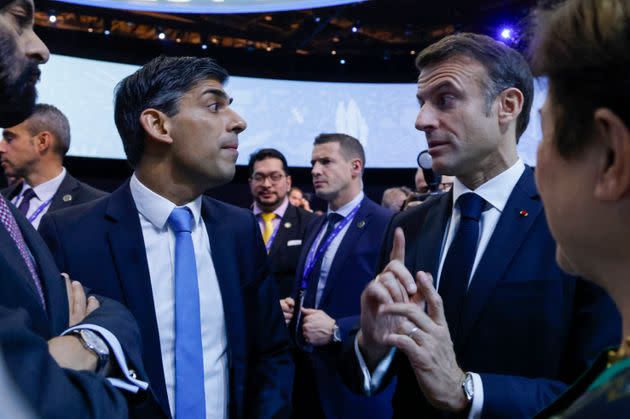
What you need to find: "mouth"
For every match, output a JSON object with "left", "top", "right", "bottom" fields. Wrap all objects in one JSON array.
[
  {"left": 426, "top": 139, "right": 450, "bottom": 154},
  {"left": 313, "top": 180, "right": 326, "bottom": 189}
]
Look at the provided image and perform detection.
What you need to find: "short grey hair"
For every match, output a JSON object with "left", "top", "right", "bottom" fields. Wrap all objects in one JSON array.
[{"left": 25, "top": 104, "right": 71, "bottom": 157}]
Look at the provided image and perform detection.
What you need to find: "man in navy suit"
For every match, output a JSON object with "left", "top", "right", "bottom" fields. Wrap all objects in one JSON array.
[
  {"left": 1, "top": 104, "right": 106, "bottom": 229},
  {"left": 282, "top": 133, "right": 394, "bottom": 419},
  {"left": 39, "top": 55, "right": 293, "bottom": 419},
  {"left": 339, "top": 33, "right": 621, "bottom": 418},
  {"left": 0, "top": 0, "right": 154, "bottom": 417}
]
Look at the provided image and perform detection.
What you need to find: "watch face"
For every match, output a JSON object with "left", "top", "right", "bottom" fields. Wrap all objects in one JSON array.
[{"left": 80, "top": 330, "right": 109, "bottom": 354}]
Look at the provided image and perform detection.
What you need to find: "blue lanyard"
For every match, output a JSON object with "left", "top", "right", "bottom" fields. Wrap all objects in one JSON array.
[
  {"left": 300, "top": 202, "right": 361, "bottom": 289},
  {"left": 12, "top": 190, "right": 53, "bottom": 223}
]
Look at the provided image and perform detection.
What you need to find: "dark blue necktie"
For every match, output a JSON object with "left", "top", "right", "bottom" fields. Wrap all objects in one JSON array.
[
  {"left": 17, "top": 188, "right": 37, "bottom": 216},
  {"left": 303, "top": 212, "right": 344, "bottom": 309},
  {"left": 168, "top": 208, "right": 205, "bottom": 419},
  {"left": 439, "top": 193, "right": 486, "bottom": 345}
]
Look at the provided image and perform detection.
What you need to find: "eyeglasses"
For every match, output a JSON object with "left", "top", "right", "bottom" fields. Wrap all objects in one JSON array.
[{"left": 251, "top": 172, "right": 285, "bottom": 184}]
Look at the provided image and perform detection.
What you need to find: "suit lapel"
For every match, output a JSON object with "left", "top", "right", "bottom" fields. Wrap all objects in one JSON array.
[
  {"left": 49, "top": 173, "right": 78, "bottom": 212},
  {"left": 201, "top": 198, "right": 246, "bottom": 418},
  {"left": 414, "top": 193, "right": 452, "bottom": 281},
  {"left": 318, "top": 197, "right": 372, "bottom": 308},
  {"left": 104, "top": 182, "right": 171, "bottom": 416},
  {"left": 11, "top": 203, "right": 69, "bottom": 333},
  {"left": 268, "top": 205, "right": 298, "bottom": 258},
  {"left": 458, "top": 168, "right": 542, "bottom": 348}
]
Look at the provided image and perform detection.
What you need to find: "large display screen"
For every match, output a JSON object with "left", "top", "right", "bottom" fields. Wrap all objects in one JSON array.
[{"left": 38, "top": 54, "right": 546, "bottom": 168}]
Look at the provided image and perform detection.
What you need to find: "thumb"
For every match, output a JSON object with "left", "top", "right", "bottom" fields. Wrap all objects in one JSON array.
[
  {"left": 389, "top": 227, "right": 406, "bottom": 263},
  {"left": 301, "top": 307, "right": 317, "bottom": 316}
]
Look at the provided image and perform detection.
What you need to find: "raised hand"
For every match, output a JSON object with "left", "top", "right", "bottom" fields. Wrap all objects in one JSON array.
[
  {"left": 380, "top": 271, "right": 467, "bottom": 413},
  {"left": 358, "top": 228, "right": 422, "bottom": 368}
]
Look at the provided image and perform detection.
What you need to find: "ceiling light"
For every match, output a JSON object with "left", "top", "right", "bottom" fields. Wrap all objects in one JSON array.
[
  {"left": 340, "top": 59, "right": 346, "bottom": 64},
  {"left": 49, "top": 15, "right": 57, "bottom": 23},
  {"left": 201, "top": 44, "right": 208, "bottom": 50},
  {"left": 158, "top": 32, "right": 166, "bottom": 40}
]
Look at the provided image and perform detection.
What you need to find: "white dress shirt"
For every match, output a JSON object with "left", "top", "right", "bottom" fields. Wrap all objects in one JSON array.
[
  {"left": 310, "top": 191, "right": 364, "bottom": 308},
  {"left": 12, "top": 167, "right": 66, "bottom": 229},
  {"left": 130, "top": 174, "right": 228, "bottom": 419},
  {"left": 356, "top": 159, "right": 526, "bottom": 419}
]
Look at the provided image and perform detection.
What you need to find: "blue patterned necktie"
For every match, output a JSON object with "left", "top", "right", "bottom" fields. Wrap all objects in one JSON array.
[
  {"left": 439, "top": 193, "right": 486, "bottom": 345},
  {"left": 168, "top": 207, "right": 205, "bottom": 419}
]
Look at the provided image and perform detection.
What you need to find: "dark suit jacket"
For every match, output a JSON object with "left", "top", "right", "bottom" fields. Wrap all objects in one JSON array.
[
  {"left": 0, "top": 199, "right": 151, "bottom": 418},
  {"left": 266, "top": 204, "right": 318, "bottom": 298},
  {"left": 339, "top": 167, "right": 621, "bottom": 418},
  {"left": 2, "top": 171, "right": 107, "bottom": 225},
  {"left": 39, "top": 181, "right": 294, "bottom": 419},
  {"left": 291, "top": 196, "right": 395, "bottom": 419}
]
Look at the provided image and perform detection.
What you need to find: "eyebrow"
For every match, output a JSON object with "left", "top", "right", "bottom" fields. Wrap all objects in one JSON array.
[
  {"left": 13, "top": 0, "right": 34, "bottom": 19},
  {"left": 417, "top": 80, "right": 457, "bottom": 103},
  {"left": 200, "top": 88, "right": 230, "bottom": 101}
]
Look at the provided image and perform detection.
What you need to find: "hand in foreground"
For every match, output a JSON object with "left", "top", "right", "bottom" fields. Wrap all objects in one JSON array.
[
  {"left": 358, "top": 228, "right": 423, "bottom": 367},
  {"left": 48, "top": 335, "right": 98, "bottom": 372},
  {"left": 280, "top": 297, "right": 295, "bottom": 324},
  {"left": 301, "top": 308, "right": 335, "bottom": 346},
  {"left": 63, "top": 273, "right": 100, "bottom": 327},
  {"left": 381, "top": 272, "right": 467, "bottom": 413}
]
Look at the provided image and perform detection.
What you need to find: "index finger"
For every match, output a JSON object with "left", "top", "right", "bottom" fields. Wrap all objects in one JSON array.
[{"left": 389, "top": 227, "right": 406, "bottom": 264}]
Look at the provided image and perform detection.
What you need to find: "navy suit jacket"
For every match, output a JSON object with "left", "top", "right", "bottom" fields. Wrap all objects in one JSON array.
[
  {"left": 2, "top": 172, "right": 107, "bottom": 216},
  {"left": 291, "top": 196, "right": 395, "bottom": 419},
  {"left": 39, "top": 181, "right": 294, "bottom": 419},
  {"left": 0, "top": 198, "right": 151, "bottom": 418},
  {"left": 339, "top": 167, "right": 621, "bottom": 418},
  {"left": 266, "top": 204, "right": 318, "bottom": 298}
]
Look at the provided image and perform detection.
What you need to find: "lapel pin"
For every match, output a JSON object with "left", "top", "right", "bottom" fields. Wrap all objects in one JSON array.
[
  {"left": 519, "top": 210, "right": 528, "bottom": 217},
  {"left": 284, "top": 222, "right": 292, "bottom": 229},
  {"left": 62, "top": 194, "right": 73, "bottom": 203},
  {"left": 357, "top": 220, "right": 366, "bottom": 229}
]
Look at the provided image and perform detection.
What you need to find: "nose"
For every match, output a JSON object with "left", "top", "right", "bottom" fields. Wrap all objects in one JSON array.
[
  {"left": 311, "top": 162, "right": 321, "bottom": 177},
  {"left": 415, "top": 104, "right": 438, "bottom": 133},
  {"left": 228, "top": 109, "right": 247, "bottom": 134},
  {"left": 26, "top": 29, "right": 50, "bottom": 64},
  {"left": 0, "top": 140, "right": 6, "bottom": 153}
]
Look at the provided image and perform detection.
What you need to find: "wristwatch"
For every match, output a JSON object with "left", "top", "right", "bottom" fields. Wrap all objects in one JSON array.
[
  {"left": 462, "top": 372, "right": 474, "bottom": 405},
  {"left": 72, "top": 329, "right": 110, "bottom": 375},
  {"left": 331, "top": 323, "right": 341, "bottom": 343}
]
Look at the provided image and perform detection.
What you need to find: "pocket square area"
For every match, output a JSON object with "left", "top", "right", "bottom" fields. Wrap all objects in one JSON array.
[{"left": 287, "top": 240, "right": 302, "bottom": 247}]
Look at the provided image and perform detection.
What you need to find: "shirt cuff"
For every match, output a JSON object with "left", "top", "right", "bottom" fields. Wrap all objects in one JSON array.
[
  {"left": 62, "top": 324, "right": 149, "bottom": 394},
  {"left": 467, "top": 372, "right": 483, "bottom": 419},
  {"left": 353, "top": 334, "right": 396, "bottom": 396}
]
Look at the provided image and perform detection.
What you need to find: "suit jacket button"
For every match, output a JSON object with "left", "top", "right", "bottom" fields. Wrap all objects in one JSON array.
[{"left": 129, "top": 369, "right": 137, "bottom": 379}]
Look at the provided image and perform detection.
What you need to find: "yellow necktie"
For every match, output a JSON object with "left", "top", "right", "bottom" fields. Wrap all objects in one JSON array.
[{"left": 261, "top": 212, "right": 276, "bottom": 244}]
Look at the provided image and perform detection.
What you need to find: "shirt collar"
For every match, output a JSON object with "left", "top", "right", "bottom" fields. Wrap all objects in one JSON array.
[
  {"left": 130, "top": 173, "right": 203, "bottom": 230},
  {"left": 253, "top": 196, "right": 289, "bottom": 218},
  {"left": 22, "top": 167, "right": 66, "bottom": 202},
  {"left": 451, "top": 159, "right": 525, "bottom": 213},
  {"left": 327, "top": 190, "right": 364, "bottom": 217}
]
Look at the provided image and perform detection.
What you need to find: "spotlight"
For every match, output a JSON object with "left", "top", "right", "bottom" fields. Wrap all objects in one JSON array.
[
  {"left": 351, "top": 26, "right": 358, "bottom": 33},
  {"left": 340, "top": 59, "right": 346, "bottom": 65},
  {"left": 201, "top": 44, "right": 208, "bottom": 50},
  {"left": 331, "top": 50, "right": 337, "bottom": 55},
  {"left": 314, "top": 16, "right": 321, "bottom": 23},
  {"left": 158, "top": 32, "right": 166, "bottom": 40},
  {"left": 104, "top": 30, "right": 110, "bottom": 35},
  {"left": 49, "top": 15, "right": 57, "bottom": 23},
  {"left": 498, "top": 27, "right": 515, "bottom": 42}
]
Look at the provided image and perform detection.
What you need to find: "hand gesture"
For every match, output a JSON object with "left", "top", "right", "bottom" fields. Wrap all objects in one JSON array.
[
  {"left": 63, "top": 273, "right": 100, "bottom": 327},
  {"left": 381, "top": 272, "right": 467, "bottom": 413},
  {"left": 358, "top": 228, "right": 422, "bottom": 366}
]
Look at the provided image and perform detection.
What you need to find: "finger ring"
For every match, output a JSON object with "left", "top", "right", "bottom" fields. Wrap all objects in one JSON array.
[{"left": 407, "top": 326, "right": 420, "bottom": 339}]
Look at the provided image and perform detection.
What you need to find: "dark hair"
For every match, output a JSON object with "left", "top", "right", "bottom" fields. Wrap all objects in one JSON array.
[
  {"left": 114, "top": 56, "right": 229, "bottom": 167},
  {"left": 416, "top": 32, "right": 534, "bottom": 142},
  {"left": 530, "top": 0, "right": 630, "bottom": 158},
  {"left": 313, "top": 133, "right": 365, "bottom": 169},
  {"left": 247, "top": 148, "right": 289, "bottom": 177},
  {"left": 25, "top": 104, "right": 71, "bottom": 157}
]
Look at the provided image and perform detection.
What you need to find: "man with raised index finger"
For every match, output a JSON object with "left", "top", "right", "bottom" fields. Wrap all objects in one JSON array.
[{"left": 339, "top": 32, "right": 621, "bottom": 418}]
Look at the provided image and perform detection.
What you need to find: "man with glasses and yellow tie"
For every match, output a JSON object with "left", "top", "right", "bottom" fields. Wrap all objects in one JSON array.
[{"left": 248, "top": 148, "right": 317, "bottom": 300}]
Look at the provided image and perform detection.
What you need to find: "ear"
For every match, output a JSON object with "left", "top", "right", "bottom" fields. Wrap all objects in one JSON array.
[
  {"left": 497, "top": 87, "right": 524, "bottom": 128},
  {"left": 350, "top": 158, "right": 363, "bottom": 178},
  {"left": 286, "top": 175, "right": 292, "bottom": 189},
  {"left": 593, "top": 108, "right": 630, "bottom": 201},
  {"left": 139, "top": 108, "right": 173, "bottom": 145},
  {"left": 34, "top": 131, "right": 53, "bottom": 154}
]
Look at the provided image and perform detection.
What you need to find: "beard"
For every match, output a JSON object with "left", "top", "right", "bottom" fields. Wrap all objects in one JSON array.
[{"left": 0, "top": 29, "right": 40, "bottom": 127}]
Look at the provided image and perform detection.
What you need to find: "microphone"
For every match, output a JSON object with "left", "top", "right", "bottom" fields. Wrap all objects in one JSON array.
[{"left": 416, "top": 150, "right": 442, "bottom": 193}]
